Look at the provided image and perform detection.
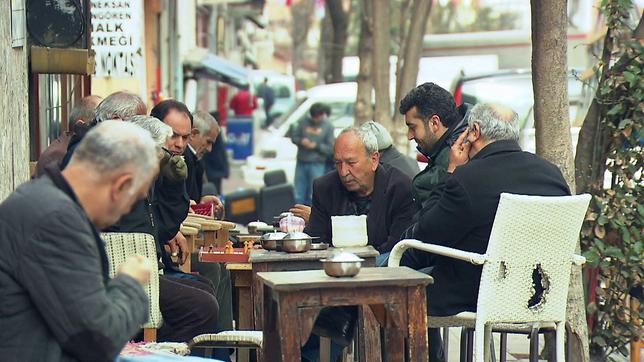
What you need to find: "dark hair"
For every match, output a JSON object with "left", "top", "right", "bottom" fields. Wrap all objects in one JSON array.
[
  {"left": 150, "top": 99, "right": 193, "bottom": 127},
  {"left": 398, "top": 82, "right": 458, "bottom": 128},
  {"left": 310, "top": 103, "right": 329, "bottom": 118},
  {"left": 209, "top": 110, "right": 221, "bottom": 122}
]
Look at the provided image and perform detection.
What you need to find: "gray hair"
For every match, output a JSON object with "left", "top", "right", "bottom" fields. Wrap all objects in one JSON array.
[
  {"left": 192, "top": 110, "right": 219, "bottom": 135},
  {"left": 128, "top": 115, "right": 173, "bottom": 148},
  {"left": 95, "top": 91, "right": 146, "bottom": 123},
  {"left": 339, "top": 126, "right": 379, "bottom": 155},
  {"left": 68, "top": 96, "right": 100, "bottom": 127},
  {"left": 360, "top": 121, "right": 393, "bottom": 151},
  {"left": 467, "top": 103, "right": 520, "bottom": 142},
  {"left": 70, "top": 120, "right": 158, "bottom": 194}
]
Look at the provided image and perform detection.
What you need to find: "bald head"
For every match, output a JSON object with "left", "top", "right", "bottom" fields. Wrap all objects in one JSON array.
[
  {"left": 95, "top": 91, "right": 147, "bottom": 123},
  {"left": 68, "top": 95, "right": 103, "bottom": 133}
]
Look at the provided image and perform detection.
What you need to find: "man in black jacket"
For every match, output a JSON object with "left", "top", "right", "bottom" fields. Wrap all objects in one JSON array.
[
  {"left": 307, "top": 126, "right": 417, "bottom": 260},
  {"left": 402, "top": 103, "right": 570, "bottom": 361},
  {"left": 0, "top": 121, "right": 156, "bottom": 361},
  {"left": 185, "top": 110, "right": 222, "bottom": 210}
]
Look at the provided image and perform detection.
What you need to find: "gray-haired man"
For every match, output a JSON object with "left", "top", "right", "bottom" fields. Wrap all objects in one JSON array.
[{"left": 0, "top": 121, "right": 158, "bottom": 361}]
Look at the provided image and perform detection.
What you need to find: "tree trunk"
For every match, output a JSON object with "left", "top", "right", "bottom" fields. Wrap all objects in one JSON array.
[
  {"left": 530, "top": 1, "right": 590, "bottom": 362},
  {"left": 355, "top": 0, "right": 373, "bottom": 125},
  {"left": 317, "top": 11, "right": 333, "bottom": 84},
  {"left": 392, "top": 0, "right": 433, "bottom": 149},
  {"left": 371, "top": 0, "right": 391, "bottom": 129},
  {"left": 291, "top": 0, "right": 315, "bottom": 79},
  {"left": 325, "top": 0, "right": 348, "bottom": 84}
]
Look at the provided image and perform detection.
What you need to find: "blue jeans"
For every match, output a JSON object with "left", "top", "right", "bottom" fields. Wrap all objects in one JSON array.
[{"left": 294, "top": 161, "right": 326, "bottom": 206}]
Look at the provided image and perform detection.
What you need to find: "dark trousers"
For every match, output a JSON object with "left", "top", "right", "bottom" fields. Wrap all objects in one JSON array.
[
  {"left": 158, "top": 275, "right": 219, "bottom": 343},
  {"left": 190, "top": 256, "right": 234, "bottom": 332}
]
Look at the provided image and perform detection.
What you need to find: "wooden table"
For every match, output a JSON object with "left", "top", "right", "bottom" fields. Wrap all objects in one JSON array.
[
  {"left": 227, "top": 262, "right": 254, "bottom": 362},
  {"left": 257, "top": 267, "right": 433, "bottom": 362},
  {"left": 250, "top": 246, "right": 379, "bottom": 331}
]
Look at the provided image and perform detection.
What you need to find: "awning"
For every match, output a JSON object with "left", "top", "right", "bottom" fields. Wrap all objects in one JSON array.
[{"left": 184, "top": 49, "right": 250, "bottom": 89}]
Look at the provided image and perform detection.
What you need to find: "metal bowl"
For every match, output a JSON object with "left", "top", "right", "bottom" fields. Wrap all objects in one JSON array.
[
  {"left": 247, "top": 221, "right": 269, "bottom": 234},
  {"left": 260, "top": 232, "right": 287, "bottom": 250},
  {"left": 310, "top": 242, "right": 329, "bottom": 250},
  {"left": 280, "top": 238, "right": 312, "bottom": 253},
  {"left": 321, "top": 259, "right": 364, "bottom": 277}
]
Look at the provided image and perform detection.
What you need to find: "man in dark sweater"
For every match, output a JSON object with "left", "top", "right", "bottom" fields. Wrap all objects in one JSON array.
[{"left": 291, "top": 102, "right": 335, "bottom": 205}]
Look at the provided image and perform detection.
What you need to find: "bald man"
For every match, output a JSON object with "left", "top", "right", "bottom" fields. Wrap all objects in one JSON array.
[{"left": 36, "top": 95, "right": 102, "bottom": 176}]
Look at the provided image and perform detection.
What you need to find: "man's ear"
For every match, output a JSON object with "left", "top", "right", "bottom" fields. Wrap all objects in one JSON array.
[
  {"left": 429, "top": 115, "right": 443, "bottom": 132},
  {"left": 468, "top": 122, "right": 481, "bottom": 143},
  {"left": 371, "top": 151, "right": 380, "bottom": 171},
  {"left": 111, "top": 173, "right": 134, "bottom": 201}
]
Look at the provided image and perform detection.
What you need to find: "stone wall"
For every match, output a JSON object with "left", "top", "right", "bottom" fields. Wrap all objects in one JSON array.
[{"left": 0, "top": 2, "right": 29, "bottom": 201}]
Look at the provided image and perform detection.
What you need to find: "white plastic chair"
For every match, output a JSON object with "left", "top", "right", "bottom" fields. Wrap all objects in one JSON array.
[
  {"left": 388, "top": 193, "right": 591, "bottom": 361},
  {"left": 102, "top": 232, "right": 163, "bottom": 341}
]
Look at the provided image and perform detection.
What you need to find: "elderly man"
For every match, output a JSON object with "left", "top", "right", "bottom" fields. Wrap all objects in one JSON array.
[
  {"left": 106, "top": 115, "right": 222, "bottom": 348},
  {"left": 185, "top": 110, "right": 220, "bottom": 204},
  {"left": 307, "top": 126, "right": 417, "bottom": 258},
  {"left": 61, "top": 91, "right": 147, "bottom": 169},
  {"left": 36, "top": 95, "right": 102, "bottom": 176},
  {"left": 362, "top": 121, "right": 419, "bottom": 178},
  {"left": 399, "top": 82, "right": 471, "bottom": 207},
  {"left": 0, "top": 121, "right": 157, "bottom": 361},
  {"left": 402, "top": 103, "right": 570, "bottom": 361}
]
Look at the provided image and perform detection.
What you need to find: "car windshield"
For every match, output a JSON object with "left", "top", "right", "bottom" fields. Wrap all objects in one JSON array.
[
  {"left": 272, "top": 97, "right": 307, "bottom": 129},
  {"left": 460, "top": 72, "right": 588, "bottom": 129}
]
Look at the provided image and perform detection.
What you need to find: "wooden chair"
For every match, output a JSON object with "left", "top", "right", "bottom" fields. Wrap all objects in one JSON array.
[{"left": 102, "top": 232, "right": 162, "bottom": 342}]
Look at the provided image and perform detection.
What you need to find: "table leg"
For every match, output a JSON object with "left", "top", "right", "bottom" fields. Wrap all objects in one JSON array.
[
  {"left": 277, "top": 294, "right": 301, "bottom": 362},
  {"left": 357, "top": 305, "right": 382, "bottom": 362},
  {"left": 407, "top": 285, "right": 429, "bottom": 361},
  {"left": 382, "top": 303, "right": 405, "bottom": 362},
  {"left": 253, "top": 264, "right": 268, "bottom": 330},
  {"left": 261, "top": 284, "right": 279, "bottom": 362}
]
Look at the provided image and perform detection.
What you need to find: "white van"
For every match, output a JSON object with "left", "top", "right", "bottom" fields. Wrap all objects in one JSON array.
[{"left": 242, "top": 82, "right": 358, "bottom": 186}]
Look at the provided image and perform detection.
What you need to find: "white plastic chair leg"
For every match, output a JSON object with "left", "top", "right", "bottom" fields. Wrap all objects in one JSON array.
[
  {"left": 556, "top": 322, "right": 566, "bottom": 362},
  {"left": 475, "top": 322, "right": 485, "bottom": 362}
]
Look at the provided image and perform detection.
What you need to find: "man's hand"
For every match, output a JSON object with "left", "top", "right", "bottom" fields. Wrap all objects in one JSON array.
[
  {"left": 301, "top": 138, "right": 317, "bottom": 150},
  {"left": 200, "top": 195, "right": 224, "bottom": 219},
  {"left": 167, "top": 231, "right": 190, "bottom": 265},
  {"left": 289, "top": 204, "right": 311, "bottom": 225},
  {"left": 448, "top": 129, "right": 472, "bottom": 173},
  {"left": 117, "top": 255, "right": 155, "bottom": 285}
]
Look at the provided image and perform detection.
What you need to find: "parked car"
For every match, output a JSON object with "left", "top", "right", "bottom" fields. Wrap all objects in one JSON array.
[
  {"left": 450, "top": 69, "right": 591, "bottom": 154},
  {"left": 242, "top": 82, "right": 358, "bottom": 186}
]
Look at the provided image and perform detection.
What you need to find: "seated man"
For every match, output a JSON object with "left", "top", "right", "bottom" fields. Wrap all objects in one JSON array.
[
  {"left": 185, "top": 110, "right": 223, "bottom": 212},
  {"left": 0, "top": 121, "right": 157, "bottom": 360},
  {"left": 307, "top": 125, "right": 417, "bottom": 261},
  {"left": 402, "top": 103, "right": 571, "bottom": 361}
]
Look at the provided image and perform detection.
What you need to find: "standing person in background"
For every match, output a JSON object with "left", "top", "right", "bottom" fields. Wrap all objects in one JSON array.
[
  {"left": 291, "top": 103, "right": 335, "bottom": 205},
  {"left": 257, "top": 77, "right": 275, "bottom": 127},
  {"left": 36, "top": 95, "right": 102, "bottom": 176},
  {"left": 229, "top": 88, "right": 257, "bottom": 117},
  {"left": 204, "top": 111, "right": 230, "bottom": 196}
]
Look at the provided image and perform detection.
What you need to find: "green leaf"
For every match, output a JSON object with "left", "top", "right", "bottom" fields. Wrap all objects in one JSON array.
[
  {"left": 618, "top": 119, "right": 632, "bottom": 129},
  {"left": 607, "top": 104, "right": 623, "bottom": 116},
  {"left": 623, "top": 71, "right": 636, "bottom": 86}
]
